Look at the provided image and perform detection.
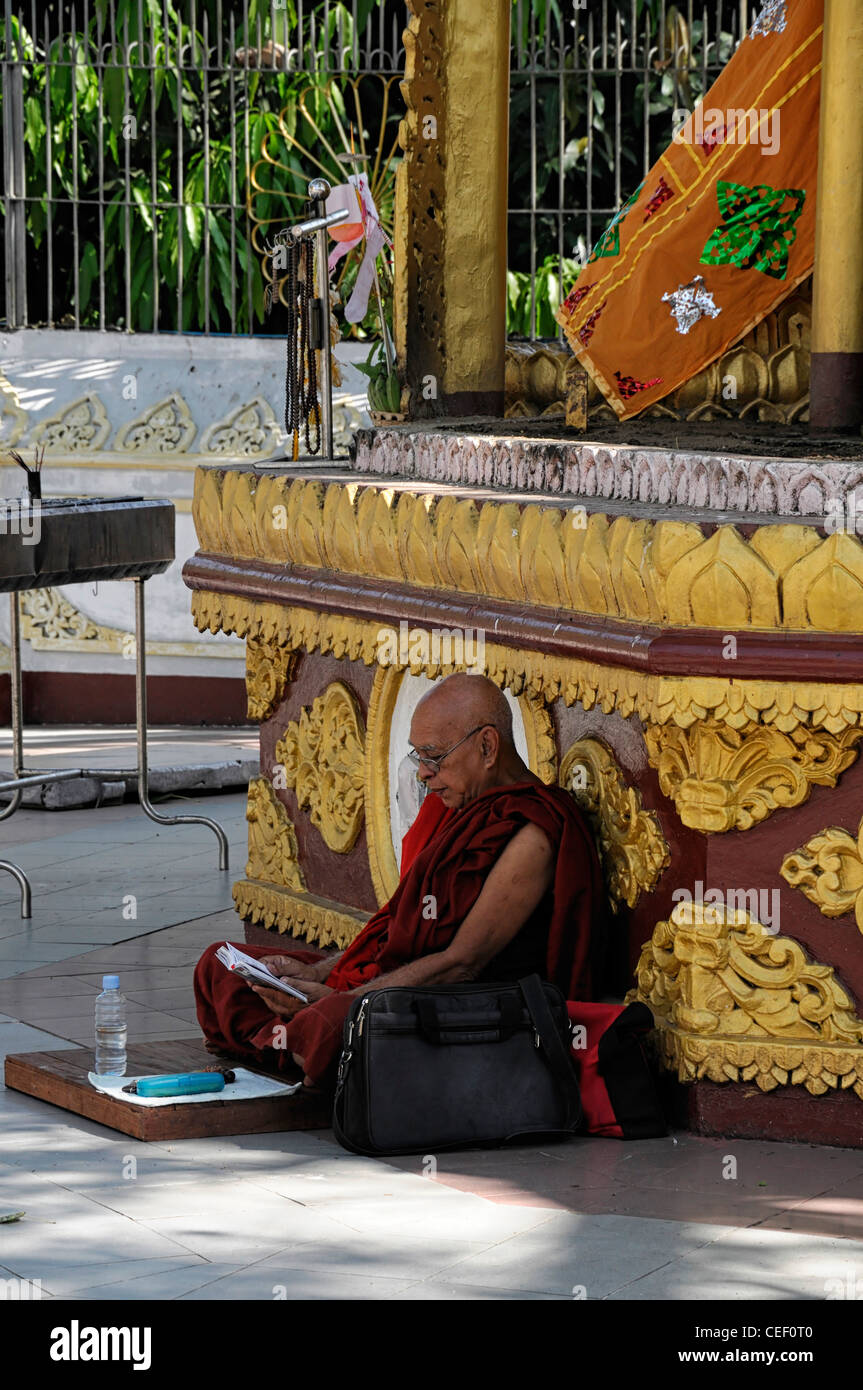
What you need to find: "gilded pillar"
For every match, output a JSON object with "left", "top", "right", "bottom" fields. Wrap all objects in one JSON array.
[
  {"left": 395, "top": 0, "right": 510, "bottom": 418},
  {"left": 810, "top": 0, "right": 863, "bottom": 430}
]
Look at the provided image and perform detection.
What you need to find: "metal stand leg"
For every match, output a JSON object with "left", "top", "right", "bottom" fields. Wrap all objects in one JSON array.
[
  {"left": 0, "top": 859, "right": 31, "bottom": 918},
  {"left": 1, "top": 594, "right": 25, "bottom": 820},
  {"left": 0, "top": 593, "right": 32, "bottom": 918},
  {"left": 134, "top": 578, "right": 229, "bottom": 870}
]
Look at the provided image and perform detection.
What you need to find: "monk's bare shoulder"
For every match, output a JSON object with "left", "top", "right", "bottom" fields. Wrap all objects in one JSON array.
[{"left": 509, "top": 820, "right": 554, "bottom": 859}]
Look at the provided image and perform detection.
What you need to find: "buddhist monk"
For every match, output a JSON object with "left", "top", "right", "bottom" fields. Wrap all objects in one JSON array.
[{"left": 194, "top": 672, "right": 605, "bottom": 1089}]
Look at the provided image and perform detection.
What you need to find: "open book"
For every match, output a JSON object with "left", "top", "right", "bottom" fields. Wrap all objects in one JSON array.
[{"left": 215, "top": 943, "right": 309, "bottom": 1002}]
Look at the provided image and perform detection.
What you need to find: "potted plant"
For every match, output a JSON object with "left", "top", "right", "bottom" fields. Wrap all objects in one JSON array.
[{"left": 355, "top": 341, "right": 405, "bottom": 424}]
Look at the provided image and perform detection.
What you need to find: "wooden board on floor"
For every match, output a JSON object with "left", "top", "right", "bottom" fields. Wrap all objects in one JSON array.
[{"left": 4, "top": 1039, "right": 332, "bottom": 1141}]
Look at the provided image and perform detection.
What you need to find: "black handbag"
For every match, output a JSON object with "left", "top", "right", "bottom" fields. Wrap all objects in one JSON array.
[{"left": 332, "top": 973, "right": 582, "bottom": 1156}]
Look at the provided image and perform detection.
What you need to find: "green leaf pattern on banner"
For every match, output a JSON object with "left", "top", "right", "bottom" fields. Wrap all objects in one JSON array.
[
  {"left": 588, "top": 181, "right": 645, "bottom": 262},
  {"left": 700, "top": 180, "right": 806, "bottom": 280}
]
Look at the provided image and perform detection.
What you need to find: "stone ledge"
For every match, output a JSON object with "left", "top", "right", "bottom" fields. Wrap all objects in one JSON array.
[{"left": 352, "top": 424, "right": 863, "bottom": 517}]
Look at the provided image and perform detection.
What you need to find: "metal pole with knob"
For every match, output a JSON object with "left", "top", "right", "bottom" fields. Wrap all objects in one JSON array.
[{"left": 307, "top": 177, "right": 337, "bottom": 460}]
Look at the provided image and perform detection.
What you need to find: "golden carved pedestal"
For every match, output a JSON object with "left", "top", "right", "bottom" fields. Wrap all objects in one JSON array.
[{"left": 184, "top": 456, "right": 863, "bottom": 1145}]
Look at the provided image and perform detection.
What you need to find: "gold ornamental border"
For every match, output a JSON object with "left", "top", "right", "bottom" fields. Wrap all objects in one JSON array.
[
  {"left": 364, "top": 664, "right": 558, "bottom": 906},
  {"left": 233, "top": 880, "right": 367, "bottom": 951},
  {"left": 192, "top": 467, "right": 863, "bottom": 634},
  {"left": 190, "top": 589, "right": 863, "bottom": 737}
]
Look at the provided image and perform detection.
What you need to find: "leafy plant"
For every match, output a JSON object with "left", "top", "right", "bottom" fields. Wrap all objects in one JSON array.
[
  {"left": 507, "top": 253, "right": 582, "bottom": 338},
  {"left": 2, "top": 1, "right": 394, "bottom": 334},
  {"left": 354, "top": 340, "right": 401, "bottom": 413}
]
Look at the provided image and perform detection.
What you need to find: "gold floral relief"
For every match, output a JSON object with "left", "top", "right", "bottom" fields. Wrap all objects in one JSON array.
[
  {"left": 274, "top": 681, "right": 366, "bottom": 853},
  {"left": 245, "top": 639, "right": 298, "bottom": 723},
  {"left": 644, "top": 720, "right": 863, "bottom": 833},
  {"left": 189, "top": 589, "right": 863, "bottom": 741},
  {"left": 245, "top": 776, "right": 306, "bottom": 890},
  {"left": 233, "top": 880, "right": 367, "bottom": 950},
  {"left": 559, "top": 738, "right": 669, "bottom": 909},
  {"left": 628, "top": 901, "right": 863, "bottom": 1097},
  {"left": 781, "top": 817, "right": 863, "bottom": 931}
]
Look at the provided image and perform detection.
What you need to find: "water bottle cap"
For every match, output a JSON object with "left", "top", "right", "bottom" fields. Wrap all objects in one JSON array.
[{"left": 102, "top": 975, "right": 120, "bottom": 990}]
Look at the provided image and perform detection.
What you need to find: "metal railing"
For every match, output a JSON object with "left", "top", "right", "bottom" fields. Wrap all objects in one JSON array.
[
  {"left": 2, "top": 0, "right": 760, "bottom": 339},
  {"left": 1, "top": 0, "right": 404, "bottom": 334}
]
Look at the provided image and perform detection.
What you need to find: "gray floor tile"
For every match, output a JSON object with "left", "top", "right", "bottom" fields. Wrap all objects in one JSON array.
[
  {"left": 178, "top": 1266, "right": 419, "bottom": 1301},
  {"left": 0, "top": 939, "right": 97, "bottom": 963},
  {"left": 422, "top": 1211, "right": 724, "bottom": 1298},
  {"left": 605, "top": 1224, "right": 863, "bottom": 1300},
  {"left": 249, "top": 1232, "right": 504, "bottom": 1283},
  {"left": 36, "top": 1256, "right": 210, "bottom": 1297},
  {"left": 0, "top": 1021, "right": 79, "bottom": 1064},
  {"left": 391, "top": 1281, "right": 565, "bottom": 1300}
]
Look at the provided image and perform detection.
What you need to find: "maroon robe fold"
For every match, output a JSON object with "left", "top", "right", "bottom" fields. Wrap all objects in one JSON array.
[{"left": 194, "top": 778, "right": 603, "bottom": 1087}]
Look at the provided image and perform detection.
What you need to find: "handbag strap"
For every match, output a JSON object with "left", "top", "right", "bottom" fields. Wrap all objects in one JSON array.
[{"left": 518, "top": 974, "right": 582, "bottom": 1132}]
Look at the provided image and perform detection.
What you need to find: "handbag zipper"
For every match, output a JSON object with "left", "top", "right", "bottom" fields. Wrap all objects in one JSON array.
[{"left": 356, "top": 996, "right": 370, "bottom": 1037}]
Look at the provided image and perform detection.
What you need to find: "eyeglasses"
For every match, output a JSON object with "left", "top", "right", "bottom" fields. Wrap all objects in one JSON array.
[{"left": 407, "top": 724, "right": 489, "bottom": 775}]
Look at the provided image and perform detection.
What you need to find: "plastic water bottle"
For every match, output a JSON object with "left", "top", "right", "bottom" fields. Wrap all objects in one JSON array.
[{"left": 94, "top": 975, "right": 127, "bottom": 1076}]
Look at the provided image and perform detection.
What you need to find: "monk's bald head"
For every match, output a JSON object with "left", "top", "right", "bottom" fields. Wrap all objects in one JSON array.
[
  {"left": 408, "top": 673, "right": 528, "bottom": 807},
  {"left": 413, "top": 673, "right": 513, "bottom": 747}
]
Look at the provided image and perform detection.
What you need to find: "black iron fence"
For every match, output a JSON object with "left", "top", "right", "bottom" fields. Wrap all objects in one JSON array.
[{"left": 1, "top": 0, "right": 758, "bottom": 338}]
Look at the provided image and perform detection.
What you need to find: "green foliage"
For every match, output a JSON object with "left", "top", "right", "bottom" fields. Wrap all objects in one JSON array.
[
  {"left": 507, "top": 253, "right": 581, "bottom": 338},
  {"left": 354, "top": 340, "right": 401, "bottom": 413},
  {"left": 2, "top": 1, "right": 387, "bottom": 333}
]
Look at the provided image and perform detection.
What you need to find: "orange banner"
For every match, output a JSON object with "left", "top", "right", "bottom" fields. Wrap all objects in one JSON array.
[{"left": 556, "top": 0, "right": 822, "bottom": 420}]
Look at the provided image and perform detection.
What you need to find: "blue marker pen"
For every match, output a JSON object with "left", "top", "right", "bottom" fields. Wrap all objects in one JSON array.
[{"left": 123, "top": 1070, "right": 235, "bottom": 1098}]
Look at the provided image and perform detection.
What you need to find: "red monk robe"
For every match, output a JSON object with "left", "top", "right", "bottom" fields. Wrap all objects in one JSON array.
[{"left": 194, "top": 778, "right": 604, "bottom": 1087}]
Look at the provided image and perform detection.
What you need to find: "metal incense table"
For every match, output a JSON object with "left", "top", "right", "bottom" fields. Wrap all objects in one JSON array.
[{"left": 0, "top": 496, "right": 228, "bottom": 919}]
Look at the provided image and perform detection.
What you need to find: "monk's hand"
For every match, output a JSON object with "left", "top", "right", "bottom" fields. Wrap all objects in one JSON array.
[
  {"left": 250, "top": 978, "right": 334, "bottom": 1020},
  {"left": 263, "top": 955, "right": 317, "bottom": 980}
]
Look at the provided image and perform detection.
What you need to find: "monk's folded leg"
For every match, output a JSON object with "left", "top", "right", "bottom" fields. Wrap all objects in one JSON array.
[
  {"left": 275, "top": 991, "right": 358, "bottom": 1091},
  {"left": 193, "top": 940, "right": 325, "bottom": 1074}
]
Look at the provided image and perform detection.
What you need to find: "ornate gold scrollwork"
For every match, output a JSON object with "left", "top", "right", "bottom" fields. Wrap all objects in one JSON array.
[
  {"left": 520, "top": 692, "right": 557, "bottom": 786},
  {"left": 245, "top": 639, "right": 298, "bottom": 723},
  {"left": 628, "top": 901, "right": 863, "bottom": 1096},
  {"left": 244, "top": 776, "right": 306, "bottom": 890},
  {"left": 232, "top": 880, "right": 367, "bottom": 950},
  {"left": 781, "top": 816, "right": 863, "bottom": 931},
  {"left": 559, "top": 738, "right": 669, "bottom": 909},
  {"left": 274, "top": 681, "right": 366, "bottom": 853},
  {"left": 190, "top": 589, "right": 863, "bottom": 740},
  {"left": 643, "top": 720, "right": 863, "bottom": 833}
]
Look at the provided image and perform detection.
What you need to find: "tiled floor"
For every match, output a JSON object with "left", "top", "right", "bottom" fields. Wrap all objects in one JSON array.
[
  {"left": 3, "top": 789, "right": 863, "bottom": 1299},
  {"left": 0, "top": 725, "right": 259, "bottom": 772}
]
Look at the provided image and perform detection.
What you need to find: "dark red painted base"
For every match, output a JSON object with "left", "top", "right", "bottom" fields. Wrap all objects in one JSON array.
[
  {"left": 0, "top": 671, "right": 247, "bottom": 726},
  {"left": 664, "top": 1075, "right": 863, "bottom": 1149}
]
